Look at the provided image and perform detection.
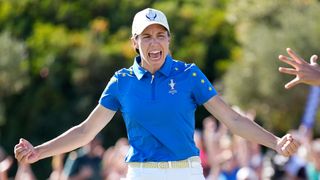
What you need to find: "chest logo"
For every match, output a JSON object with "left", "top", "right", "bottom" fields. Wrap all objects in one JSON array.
[{"left": 168, "top": 79, "right": 177, "bottom": 95}]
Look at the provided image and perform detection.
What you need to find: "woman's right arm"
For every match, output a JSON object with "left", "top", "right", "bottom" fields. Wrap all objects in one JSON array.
[{"left": 14, "top": 104, "right": 116, "bottom": 164}]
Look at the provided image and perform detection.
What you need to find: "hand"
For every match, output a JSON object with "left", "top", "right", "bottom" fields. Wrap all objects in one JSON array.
[
  {"left": 14, "top": 138, "right": 40, "bottom": 164},
  {"left": 0, "top": 156, "right": 13, "bottom": 172},
  {"left": 203, "top": 116, "right": 227, "bottom": 143},
  {"left": 275, "top": 134, "right": 300, "bottom": 157},
  {"left": 278, "top": 48, "right": 320, "bottom": 89}
]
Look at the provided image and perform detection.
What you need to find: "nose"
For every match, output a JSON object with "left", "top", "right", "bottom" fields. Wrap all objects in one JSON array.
[{"left": 150, "top": 37, "right": 159, "bottom": 44}]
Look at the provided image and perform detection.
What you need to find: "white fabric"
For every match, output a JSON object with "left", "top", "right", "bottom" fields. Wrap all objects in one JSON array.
[
  {"left": 131, "top": 8, "right": 170, "bottom": 36},
  {"left": 123, "top": 161, "right": 205, "bottom": 180}
]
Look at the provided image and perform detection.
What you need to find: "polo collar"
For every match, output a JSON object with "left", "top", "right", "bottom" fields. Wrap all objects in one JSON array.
[
  {"left": 132, "top": 55, "right": 173, "bottom": 80},
  {"left": 159, "top": 55, "right": 173, "bottom": 77},
  {"left": 132, "top": 56, "right": 147, "bottom": 80}
]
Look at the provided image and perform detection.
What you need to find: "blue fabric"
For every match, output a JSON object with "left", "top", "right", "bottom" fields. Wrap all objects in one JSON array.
[
  {"left": 220, "top": 168, "right": 240, "bottom": 180},
  {"left": 99, "top": 55, "right": 217, "bottom": 162},
  {"left": 306, "top": 163, "right": 320, "bottom": 180}
]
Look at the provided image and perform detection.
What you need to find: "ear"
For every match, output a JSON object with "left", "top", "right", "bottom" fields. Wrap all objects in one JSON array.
[
  {"left": 167, "top": 33, "right": 171, "bottom": 44},
  {"left": 131, "top": 37, "right": 139, "bottom": 49}
]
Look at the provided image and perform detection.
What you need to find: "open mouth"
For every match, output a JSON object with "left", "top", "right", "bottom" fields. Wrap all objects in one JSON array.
[{"left": 148, "top": 50, "right": 162, "bottom": 60}]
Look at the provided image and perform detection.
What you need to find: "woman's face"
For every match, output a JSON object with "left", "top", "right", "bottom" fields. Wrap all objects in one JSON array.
[{"left": 132, "top": 24, "right": 170, "bottom": 73}]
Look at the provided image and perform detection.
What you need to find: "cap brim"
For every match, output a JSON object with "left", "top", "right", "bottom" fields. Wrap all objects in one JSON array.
[{"left": 134, "top": 22, "right": 170, "bottom": 35}]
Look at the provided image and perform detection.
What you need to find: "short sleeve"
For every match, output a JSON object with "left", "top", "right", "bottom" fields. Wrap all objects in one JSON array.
[
  {"left": 99, "top": 73, "right": 121, "bottom": 111},
  {"left": 190, "top": 64, "right": 217, "bottom": 105}
]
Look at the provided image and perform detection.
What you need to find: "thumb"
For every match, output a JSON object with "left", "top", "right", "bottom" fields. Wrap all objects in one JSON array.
[
  {"left": 310, "top": 55, "right": 318, "bottom": 65},
  {"left": 285, "top": 134, "right": 293, "bottom": 144},
  {"left": 278, "top": 134, "right": 292, "bottom": 149}
]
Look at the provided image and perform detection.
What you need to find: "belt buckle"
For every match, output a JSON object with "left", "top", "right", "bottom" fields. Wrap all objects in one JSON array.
[{"left": 158, "top": 162, "right": 169, "bottom": 169}]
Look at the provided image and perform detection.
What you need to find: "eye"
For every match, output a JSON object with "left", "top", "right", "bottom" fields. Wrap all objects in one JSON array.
[
  {"left": 142, "top": 35, "right": 151, "bottom": 39},
  {"left": 158, "top": 34, "right": 166, "bottom": 39}
]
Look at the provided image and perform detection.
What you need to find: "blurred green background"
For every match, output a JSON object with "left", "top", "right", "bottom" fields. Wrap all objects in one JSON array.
[{"left": 0, "top": 0, "right": 320, "bottom": 178}]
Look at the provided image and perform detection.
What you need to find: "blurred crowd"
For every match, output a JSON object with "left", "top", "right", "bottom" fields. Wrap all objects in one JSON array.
[{"left": 1, "top": 108, "right": 320, "bottom": 180}]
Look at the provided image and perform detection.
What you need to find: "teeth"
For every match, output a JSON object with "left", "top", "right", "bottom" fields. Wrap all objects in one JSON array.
[{"left": 149, "top": 51, "right": 160, "bottom": 54}]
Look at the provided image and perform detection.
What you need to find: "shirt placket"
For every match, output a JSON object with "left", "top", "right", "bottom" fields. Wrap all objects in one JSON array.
[{"left": 150, "top": 74, "right": 156, "bottom": 101}]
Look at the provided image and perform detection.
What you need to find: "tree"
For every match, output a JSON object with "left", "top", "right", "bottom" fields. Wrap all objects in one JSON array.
[
  {"left": 223, "top": 0, "right": 320, "bottom": 133},
  {"left": 0, "top": 32, "right": 28, "bottom": 126}
]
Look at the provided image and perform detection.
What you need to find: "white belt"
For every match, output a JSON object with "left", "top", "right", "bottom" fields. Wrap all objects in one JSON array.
[{"left": 127, "top": 156, "right": 201, "bottom": 169}]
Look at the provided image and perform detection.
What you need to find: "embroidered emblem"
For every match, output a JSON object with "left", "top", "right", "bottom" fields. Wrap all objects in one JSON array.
[
  {"left": 168, "top": 79, "right": 177, "bottom": 95},
  {"left": 146, "top": 9, "right": 157, "bottom": 21},
  {"left": 201, "top": 79, "right": 205, "bottom": 84},
  {"left": 192, "top": 72, "right": 197, "bottom": 77}
]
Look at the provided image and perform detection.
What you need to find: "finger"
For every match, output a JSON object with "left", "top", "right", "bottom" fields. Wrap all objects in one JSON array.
[
  {"left": 281, "top": 134, "right": 293, "bottom": 155},
  {"left": 291, "top": 140, "right": 300, "bottom": 150},
  {"left": 17, "top": 148, "right": 31, "bottom": 159},
  {"left": 281, "top": 141, "right": 291, "bottom": 157},
  {"left": 16, "top": 148, "right": 31, "bottom": 161},
  {"left": 14, "top": 143, "right": 24, "bottom": 152},
  {"left": 289, "top": 143, "right": 298, "bottom": 154},
  {"left": 286, "top": 48, "right": 305, "bottom": 64},
  {"left": 285, "top": 78, "right": 301, "bottom": 89},
  {"left": 310, "top": 55, "right": 318, "bottom": 65},
  {"left": 282, "top": 134, "right": 296, "bottom": 155},
  {"left": 279, "top": 54, "right": 294, "bottom": 61},
  {"left": 277, "top": 136, "right": 288, "bottom": 149},
  {"left": 287, "top": 140, "right": 299, "bottom": 155},
  {"left": 279, "top": 67, "right": 297, "bottom": 75},
  {"left": 278, "top": 135, "right": 292, "bottom": 150},
  {"left": 279, "top": 55, "right": 299, "bottom": 68},
  {"left": 284, "top": 141, "right": 295, "bottom": 155},
  {"left": 286, "top": 134, "right": 293, "bottom": 141},
  {"left": 19, "top": 150, "right": 32, "bottom": 164},
  {"left": 20, "top": 138, "right": 33, "bottom": 149},
  {"left": 14, "top": 146, "right": 26, "bottom": 158}
]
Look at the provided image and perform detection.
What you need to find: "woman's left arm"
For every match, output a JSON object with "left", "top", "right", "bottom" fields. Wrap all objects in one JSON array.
[{"left": 204, "top": 95, "right": 299, "bottom": 157}]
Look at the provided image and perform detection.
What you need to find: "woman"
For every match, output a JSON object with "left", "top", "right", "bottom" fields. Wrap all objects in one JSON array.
[{"left": 14, "top": 8, "right": 299, "bottom": 180}]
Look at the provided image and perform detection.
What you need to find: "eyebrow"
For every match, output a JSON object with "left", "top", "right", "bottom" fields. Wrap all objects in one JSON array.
[{"left": 141, "top": 30, "right": 167, "bottom": 36}]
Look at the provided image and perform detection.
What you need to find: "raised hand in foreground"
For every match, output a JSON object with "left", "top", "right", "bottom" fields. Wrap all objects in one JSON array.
[{"left": 279, "top": 48, "right": 320, "bottom": 89}]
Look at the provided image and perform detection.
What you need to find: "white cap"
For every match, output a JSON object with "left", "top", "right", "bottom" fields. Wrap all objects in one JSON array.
[{"left": 132, "top": 8, "right": 170, "bottom": 36}]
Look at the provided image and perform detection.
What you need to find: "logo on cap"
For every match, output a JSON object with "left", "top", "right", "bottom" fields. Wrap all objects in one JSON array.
[{"left": 146, "top": 9, "right": 157, "bottom": 21}]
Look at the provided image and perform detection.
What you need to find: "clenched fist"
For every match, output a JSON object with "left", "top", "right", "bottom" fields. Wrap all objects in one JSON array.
[
  {"left": 275, "top": 134, "right": 300, "bottom": 157},
  {"left": 14, "top": 139, "right": 40, "bottom": 164}
]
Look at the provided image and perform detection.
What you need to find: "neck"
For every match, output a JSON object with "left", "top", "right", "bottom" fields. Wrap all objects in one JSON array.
[{"left": 141, "top": 62, "right": 158, "bottom": 74}]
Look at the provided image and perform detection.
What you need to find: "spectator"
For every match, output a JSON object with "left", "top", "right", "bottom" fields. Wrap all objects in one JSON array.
[
  {"left": 48, "top": 154, "right": 66, "bottom": 180},
  {"left": 101, "top": 138, "right": 129, "bottom": 180},
  {"left": 15, "top": 163, "right": 36, "bottom": 180},
  {"left": 65, "top": 135, "right": 104, "bottom": 180},
  {"left": 306, "top": 139, "right": 320, "bottom": 180},
  {"left": 0, "top": 146, "right": 13, "bottom": 180}
]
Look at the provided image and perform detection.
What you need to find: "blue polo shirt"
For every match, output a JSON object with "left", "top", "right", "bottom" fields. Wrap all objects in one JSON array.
[{"left": 99, "top": 55, "right": 217, "bottom": 162}]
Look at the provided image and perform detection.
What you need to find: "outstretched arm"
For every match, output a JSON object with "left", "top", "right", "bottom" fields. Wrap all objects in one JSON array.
[
  {"left": 204, "top": 96, "right": 299, "bottom": 156},
  {"left": 278, "top": 48, "right": 320, "bottom": 89},
  {"left": 14, "top": 104, "right": 116, "bottom": 164}
]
